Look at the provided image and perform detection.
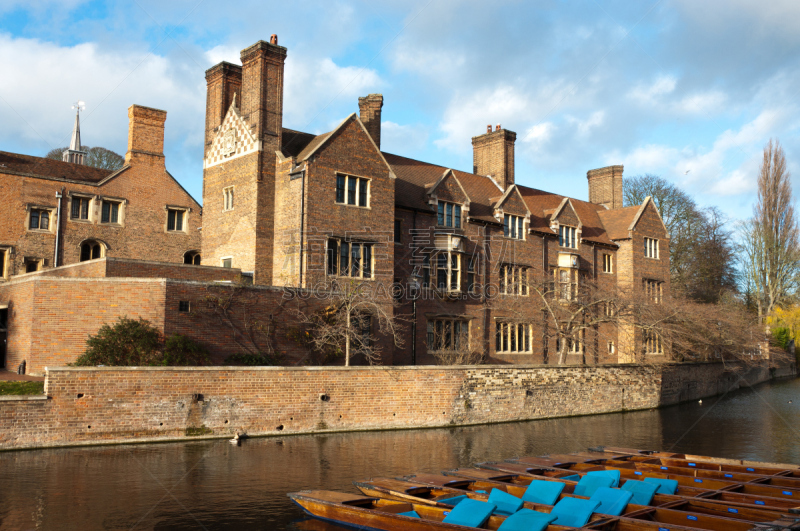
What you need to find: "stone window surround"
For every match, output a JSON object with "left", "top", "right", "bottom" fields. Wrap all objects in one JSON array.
[
  {"left": 602, "top": 253, "right": 613, "bottom": 274},
  {"left": 26, "top": 204, "right": 55, "bottom": 233},
  {"left": 223, "top": 186, "right": 234, "bottom": 212},
  {"left": 165, "top": 205, "right": 191, "bottom": 233},
  {"left": 426, "top": 317, "right": 470, "bottom": 353},
  {"left": 644, "top": 237, "right": 660, "bottom": 259},
  {"left": 335, "top": 173, "right": 371, "bottom": 209},
  {"left": 495, "top": 321, "right": 533, "bottom": 353},
  {"left": 68, "top": 192, "right": 94, "bottom": 223},
  {"left": 503, "top": 213, "right": 525, "bottom": 240},
  {"left": 326, "top": 237, "right": 375, "bottom": 280},
  {"left": 0, "top": 246, "right": 11, "bottom": 279},
  {"left": 99, "top": 196, "right": 127, "bottom": 226},
  {"left": 498, "top": 263, "right": 529, "bottom": 296},
  {"left": 436, "top": 200, "right": 463, "bottom": 229}
]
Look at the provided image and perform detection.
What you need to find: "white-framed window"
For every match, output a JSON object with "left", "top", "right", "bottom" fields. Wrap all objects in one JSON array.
[
  {"left": 0, "top": 248, "right": 8, "bottom": 279},
  {"left": 499, "top": 264, "right": 529, "bottom": 295},
  {"left": 434, "top": 251, "right": 460, "bottom": 291},
  {"left": 100, "top": 200, "right": 121, "bottom": 224},
  {"left": 644, "top": 237, "right": 659, "bottom": 259},
  {"left": 608, "top": 341, "right": 615, "bottom": 354},
  {"left": 603, "top": 253, "right": 613, "bottom": 273},
  {"left": 467, "top": 255, "right": 480, "bottom": 295},
  {"left": 79, "top": 240, "right": 105, "bottom": 262},
  {"left": 223, "top": 186, "right": 234, "bottom": 211},
  {"left": 221, "top": 257, "right": 233, "bottom": 268},
  {"left": 556, "top": 268, "right": 578, "bottom": 300},
  {"left": 437, "top": 201, "right": 462, "bottom": 228},
  {"left": 336, "top": 174, "right": 369, "bottom": 207},
  {"left": 426, "top": 319, "right": 469, "bottom": 351},
  {"left": 644, "top": 330, "right": 663, "bottom": 354},
  {"left": 559, "top": 225, "right": 578, "bottom": 248},
  {"left": 28, "top": 208, "right": 52, "bottom": 231},
  {"left": 167, "top": 208, "right": 187, "bottom": 232},
  {"left": 643, "top": 279, "right": 663, "bottom": 304},
  {"left": 70, "top": 195, "right": 91, "bottom": 221},
  {"left": 504, "top": 214, "right": 524, "bottom": 239},
  {"left": 326, "top": 238, "right": 373, "bottom": 279},
  {"left": 495, "top": 322, "right": 532, "bottom": 353}
]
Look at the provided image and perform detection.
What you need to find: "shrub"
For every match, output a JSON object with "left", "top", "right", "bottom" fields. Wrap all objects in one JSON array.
[
  {"left": 162, "top": 334, "right": 210, "bottom": 366},
  {"left": 74, "top": 317, "right": 162, "bottom": 366},
  {"left": 772, "top": 327, "right": 792, "bottom": 350},
  {"left": 73, "top": 317, "right": 210, "bottom": 367}
]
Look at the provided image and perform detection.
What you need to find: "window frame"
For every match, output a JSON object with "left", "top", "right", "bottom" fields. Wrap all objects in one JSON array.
[
  {"left": 643, "top": 330, "right": 663, "bottom": 354},
  {"left": 223, "top": 186, "right": 235, "bottom": 212},
  {"left": 27, "top": 207, "right": 53, "bottom": 232},
  {"left": 503, "top": 214, "right": 525, "bottom": 240},
  {"left": 166, "top": 207, "right": 188, "bottom": 233},
  {"left": 643, "top": 279, "right": 663, "bottom": 304},
  {"left": 79, "top": 240, "right": 105, "bottom": 262},
  {"left": 69, "top": 194, "right": 92, "bottom": 222},
  {"left": 495, "top": 322, "right": 533, "bottom": 353},
  {"left": 0, "top": 247, "right": 8, "bottom": 279},
  {"left": 558, "top": 225, "right": 578, "bottom": 249},
  {"left": 602, "top": 253, "right": 613, "bottom": 273},
  {"left": 335, "top": 174, "right": 370, "bottom": 208},
  {"left": 436, "top": 201, "right": 463, "bottom": 229},
  {"left": 100, "top": 199, "right": 122, "bottom": 225},
  {"left": 555, "top": 268, "right": 578, "bottom": 301},
  {"left": 326, "top": 238, "right": 374, "bottom": 279},
  {"left": 498, "top": 264, "right": 529, "bottom": 296},
  {"left": 428, "top": 250, "right": 461, "bottom": 293},
  {"left": 644, "top": 237, "right": 660, "bottom": 259},
  {"left": 221, "top": 257, "right": 233, "bottom": 268},
  {"left": 426, "top": 318, "right": 469, "bottom": 352}
]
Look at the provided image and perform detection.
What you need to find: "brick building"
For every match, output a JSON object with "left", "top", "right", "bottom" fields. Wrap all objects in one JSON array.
[
  {"left": 0, "top": 104, "right": 202, "bottom": 279},
  {"left": 199, "top": 36, "right": 671, "bottom": 366},
  {"left": 0, "top": 35, "right": 670, "bottom": 373}
]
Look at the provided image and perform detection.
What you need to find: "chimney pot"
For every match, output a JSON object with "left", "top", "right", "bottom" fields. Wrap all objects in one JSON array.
[
  {"left": 496, "top": 124, "right": 501, "bottom": 131},
  {"left": 270, "top": 34, "right": 278, "bottom": 45},
  {"left": 486, "top": 125, "right": 491, "bottom": 133}
]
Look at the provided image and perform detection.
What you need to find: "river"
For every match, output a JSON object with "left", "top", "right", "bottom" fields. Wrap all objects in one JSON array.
[{"left": 0, "top": 376, "right": 798, "bottom": 530}]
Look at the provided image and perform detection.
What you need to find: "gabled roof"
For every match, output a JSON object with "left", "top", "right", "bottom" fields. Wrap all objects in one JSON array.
[
  {"left": 517, "top": 186, "right": 616, "bottom": 245},
  {"left": 597, "top": 204, "right": 641, "bottom": 240},
  {"left": 426, "top": 169, "right": 471, "bottom": 206},
  {"left": 493, "top": 184, "right": 531, "bottom": 217},
  {"left": 0, "top": 151, "right": 115, "bottom": 183}
]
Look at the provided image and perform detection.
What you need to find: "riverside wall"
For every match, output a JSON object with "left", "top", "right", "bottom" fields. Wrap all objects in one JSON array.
[{"left": 0, "top": 360, "right": 794, "bottom": 451}]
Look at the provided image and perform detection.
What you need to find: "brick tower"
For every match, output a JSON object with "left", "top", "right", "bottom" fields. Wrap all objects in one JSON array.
[
  {"left": 201, "top": 35, "right": 287, "bottom": 284},
  {"left": 587, "top": 165, "right": 623, "bottom": 210}
]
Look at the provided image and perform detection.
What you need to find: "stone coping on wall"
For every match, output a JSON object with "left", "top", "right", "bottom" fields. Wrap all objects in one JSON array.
[{"left": 0, "top": 394, "right": 48, "bottom": 402}]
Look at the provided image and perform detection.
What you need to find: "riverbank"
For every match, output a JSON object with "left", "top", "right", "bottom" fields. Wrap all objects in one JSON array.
[{"left": 1, "top": 359, "right": 794, "bottom": 451}]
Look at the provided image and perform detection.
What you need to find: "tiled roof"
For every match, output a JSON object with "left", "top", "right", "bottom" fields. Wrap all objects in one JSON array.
[
  {"left": 518, "top": 186, "right": 616, "bottom": 245},
  {"left": 281, "top": 128, "right": 319, "bottom": 158},
  {"left": 597, "top": 205, "right": 641, "bottom": 240},
  {"left": 0, "top": 151, "right": 115, "bottom": 183}
]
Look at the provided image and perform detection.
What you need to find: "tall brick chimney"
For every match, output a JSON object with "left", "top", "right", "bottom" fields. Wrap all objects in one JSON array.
[
  {"left": 125, "top": 105, "right": 166, "bottom": 165},
  {"left": 239, "top": 38, "right": 287, "bottom": 151},
  {"left": 204, "top": 62, "right": 242, "bottom": 158},
  {"left": 358, "top": 93, "right": 383, "bottom": 148},
  {"left": 472, "top": 125, "right": 516, "bottom": 190},
  {"left": 587, "top": 165, "right": 624, "bottom": 210}
]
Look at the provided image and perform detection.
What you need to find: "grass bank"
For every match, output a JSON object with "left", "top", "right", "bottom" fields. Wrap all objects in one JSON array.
[{"left": 0, "top": 381, "right": 45, "bottom": 396}]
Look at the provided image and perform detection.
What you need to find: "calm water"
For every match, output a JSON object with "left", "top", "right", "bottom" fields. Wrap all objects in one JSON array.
[{"left": 1, "top": 377, "right": 799, "bottom": 530}]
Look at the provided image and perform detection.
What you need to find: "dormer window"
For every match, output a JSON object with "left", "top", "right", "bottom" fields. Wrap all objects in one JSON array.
[
  {"left": 437, "top": 201, "right": 462, "bottom": 228},
  {"left": 559, "top": 225, "right": 578, "bottom": 248},
  {"left": 504, "top": 215, "right": 524, "bottom": 239}
]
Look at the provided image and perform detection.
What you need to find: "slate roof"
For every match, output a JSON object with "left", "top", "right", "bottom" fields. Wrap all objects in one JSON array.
[{"left": 0, "top": 151, "right": 116, "bottom": 183}]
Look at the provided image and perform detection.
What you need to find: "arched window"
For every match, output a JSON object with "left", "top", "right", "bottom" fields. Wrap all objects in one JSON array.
[
  {"left": 184, "top": 251, "right": 201, "bottom": 265},
  {"left": 79, "top": 241, "right": 104, "bottom": 262}
]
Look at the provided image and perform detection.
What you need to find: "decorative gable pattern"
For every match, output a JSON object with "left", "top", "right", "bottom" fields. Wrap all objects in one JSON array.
[{"left": 204, "top": 99, "right": 261, "bottom": 169}]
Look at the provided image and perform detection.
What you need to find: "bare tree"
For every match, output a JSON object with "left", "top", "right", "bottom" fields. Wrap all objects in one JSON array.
[
  {"left": 294, "top": 278, "right": 405, "bottom": 366},
  {"left": 46, "top": 146, "right": 124, "bottom": 170},
  {"left": 739, "top": 139, "right": 800, "bottom": 322},
  {"left": 427, "top": 325, "right": 483, "bottom": 365}
]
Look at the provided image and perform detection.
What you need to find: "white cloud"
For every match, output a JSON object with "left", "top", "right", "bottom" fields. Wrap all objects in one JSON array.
[
  {"left": 567, "top": 110, "right": 604, "bottom": 137},
  {"left": 628, "top": 75, "right": 677, "bottom": 105},
  {"left": 522, "top": 122, "right": 555, "bottom": 151},
  {"left": 381, "top": 121, "right": 429, "bottom": 154}
]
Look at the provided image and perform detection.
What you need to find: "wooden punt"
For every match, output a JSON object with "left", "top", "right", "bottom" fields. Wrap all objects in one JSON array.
[
  {"left": 584, "top": 447, "right": 800, "bottom": 480},
  {"left": 354, "top": 477, "right": 799, "bottom": 527},
  {"left": 589, "top": 447, "right": 800, "bottom": 474},
  {"left": 500, "top": 457, "right": 800, "bottom": 501},
  {"left": 450, "top": 465, "right": 800, "bottom": 513},
  {"left": 289, "top": 489, "right": 775, "bottom": 530},
  {"left": 513, "top": 455, "right": 800, "bottom": 488}
]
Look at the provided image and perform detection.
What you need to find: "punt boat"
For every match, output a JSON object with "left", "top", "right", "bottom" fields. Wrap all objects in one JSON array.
[
  {"left": 354, "top": 477, "right": 799, "bottom": 527},
  {"left": 449, "top": 465, "right": 800, "bottom": 512},
  {"left": 289, "top": 489, "right": 800, "bottom": 530},
  {"left": 491, "top": 458, "right": 800, "bottom": 501},
  {"left": 511, "top": 455, "right": 800, "bottom": 488}
]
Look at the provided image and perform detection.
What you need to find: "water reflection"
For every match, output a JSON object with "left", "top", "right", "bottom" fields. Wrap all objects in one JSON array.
[{"left": 0, "top": 377, "right": 797, "bottom": 530}]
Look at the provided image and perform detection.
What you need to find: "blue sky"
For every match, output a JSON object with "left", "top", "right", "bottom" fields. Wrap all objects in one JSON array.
[{"left": 1, "top": 0, "right": 799, "bottom": 221}]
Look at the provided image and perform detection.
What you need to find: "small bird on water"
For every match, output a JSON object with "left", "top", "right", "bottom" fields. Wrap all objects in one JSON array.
[{"left": 698, "top": 400, "right": 703, "bottom": 404}]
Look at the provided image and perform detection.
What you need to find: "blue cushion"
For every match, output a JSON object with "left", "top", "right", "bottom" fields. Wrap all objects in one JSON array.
[
  {"left": 442, "top": 498, "right": 496, "bottom": 527},
  {"left": 437, "top": 495, "right": 468, "bottom": 506},
  {"left": 398, "top": 510, "right": 420, "bottom": 518},
  {"left": 550, "top": 497, "right": 601, "bottom": 527},
  {"left": 488, "top": 488, "right": 524, "bottom": 516},
  {"left": 586, "top": 469, "right": 621, "bottom": 487},
  {"left": 621, "top": 480, "right": 658, "bottom": 505},
  {"left": 560, "top": 474, "right": 581, "bottom": 482},
  {"left": 573, "top": 475, "right": 615, "bottom": 497},
  {"left": 497, "top": 508, "right": 557, "bottom": 531},
  {"left": 589, "top": 487, "right": 633, "bottom": 516},
  {"left": 522, "top": 480, "right": 565, "bottom": 505},
  {"left": 643, "top": 477, "right": 679, "bottom": 495}
]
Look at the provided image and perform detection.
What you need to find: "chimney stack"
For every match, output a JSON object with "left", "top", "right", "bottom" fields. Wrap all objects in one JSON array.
[
  {"left": 587, "top": 165, "right": 624, "bottom": 209},
  {"left": 358, "top": 93, "right": 384, "bottom": 148},
  {"left": 125, "top": 105, "right": 166, "bottom": 164},
  {"left": 472, "top": 125, "right": 517, "bottom": 190},
  {"left": 240, "top": 38, "right": 287, "bottom": 150},
  {"left": 204, "top": 62, "right": 242, "bottom": 158}
]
